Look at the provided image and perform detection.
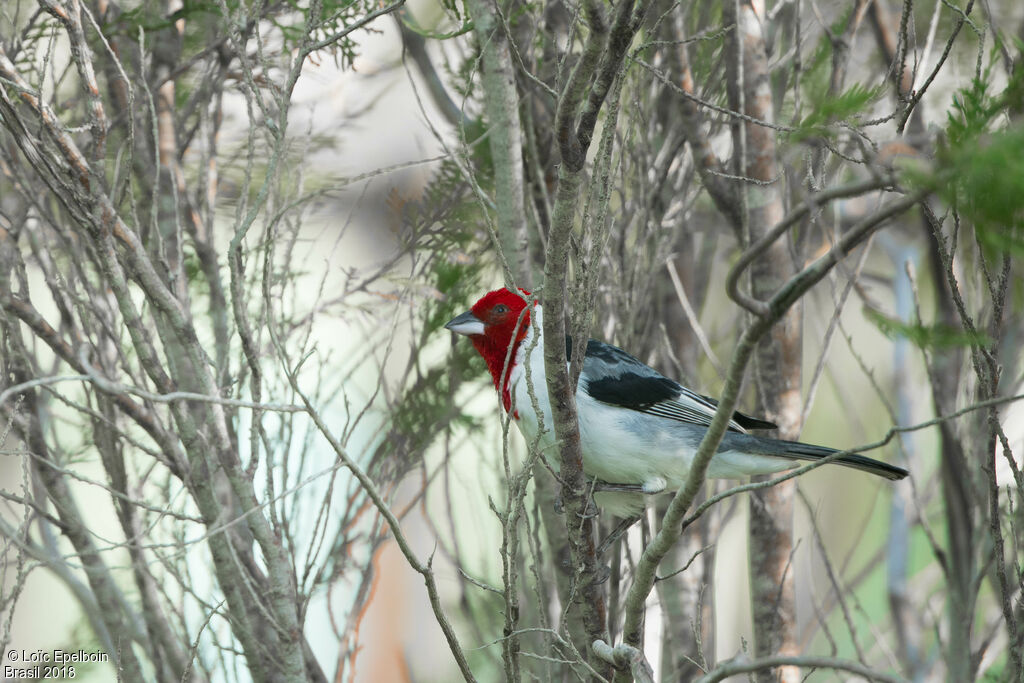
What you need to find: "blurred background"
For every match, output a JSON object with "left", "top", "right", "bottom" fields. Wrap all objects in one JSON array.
[{"left": 1, "top": 0, "right": 1023, "bottom": 681}]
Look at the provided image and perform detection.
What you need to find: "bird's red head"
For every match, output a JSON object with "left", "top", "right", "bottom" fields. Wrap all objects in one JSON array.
[{"left": 446, "top": 288, "right": 533, "bottom": 410}]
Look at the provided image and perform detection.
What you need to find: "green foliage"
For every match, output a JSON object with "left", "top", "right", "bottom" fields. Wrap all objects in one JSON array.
[
  {"left": 788, "top": 36, "right": 884, "bottom": 142},
  {"left": 863, "top": 307, "right": 991, "bottom": 349},
  {"left": 911, "top": 62, "right": 1024, "bottom": 255},
  {"left": 390, "top": 352, "right": 484, "bottom": 427},
  {"left": 409, "top": 158, "right": 489, "bottom": 298},
  {"left": 107, "top": 0, "right": 376, "bottom": 70},
  {"left": 794, "top": 82, "right": 881, "bottom": 140},
  {"left": 112, "top": 0, "right": 227, "bottom": 34},
  {"left": 366, "top": 157, "right": 492, "bottom": 480}
]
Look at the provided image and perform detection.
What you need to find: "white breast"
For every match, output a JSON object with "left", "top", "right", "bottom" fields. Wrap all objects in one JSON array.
[
  {"left": 508, "top": 315, "right": 678, "bottom": 489},
  {"left": 505, "top": 314, "right": 796, "bottom": 517}
]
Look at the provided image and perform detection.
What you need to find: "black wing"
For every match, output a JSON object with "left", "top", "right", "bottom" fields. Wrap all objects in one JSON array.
[{"left": 577, "top": 338, "right": 776, "bottom": 432}]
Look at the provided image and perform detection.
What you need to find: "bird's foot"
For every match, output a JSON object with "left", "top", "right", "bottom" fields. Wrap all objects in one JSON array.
[
  {"left": 579, "top": 497, "right": 600, "bottom": 520},
  {"left": 554, "top": 492, "right": 600, "bottom": 519}
]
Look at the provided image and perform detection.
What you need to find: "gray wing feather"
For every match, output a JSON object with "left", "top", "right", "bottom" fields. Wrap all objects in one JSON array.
[{"left": 580, "top": 340, "right": 751, "bottom": 432}]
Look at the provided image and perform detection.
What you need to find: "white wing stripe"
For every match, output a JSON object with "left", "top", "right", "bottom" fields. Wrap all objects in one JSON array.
[{"left": 642, "top": 399, "right": 747, "bottom": 432}]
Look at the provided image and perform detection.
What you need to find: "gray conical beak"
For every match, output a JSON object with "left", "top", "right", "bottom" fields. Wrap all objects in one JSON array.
[{"left": 445, "top": 310, "right": 485, "bottom": 336}]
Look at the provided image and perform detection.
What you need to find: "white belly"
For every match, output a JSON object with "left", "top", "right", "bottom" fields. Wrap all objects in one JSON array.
[{"left": 506, "top": 325, "right": 795, "bottom": 516}]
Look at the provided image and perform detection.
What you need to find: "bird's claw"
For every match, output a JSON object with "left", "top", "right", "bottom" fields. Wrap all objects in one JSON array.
[{"left": 555, "top": 490, "right": 600, "bottom": 519}]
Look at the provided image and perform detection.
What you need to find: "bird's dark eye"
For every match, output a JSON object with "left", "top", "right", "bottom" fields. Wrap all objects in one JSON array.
[{"left": 494, "top": 304, "right": 509, "bottom": 314}]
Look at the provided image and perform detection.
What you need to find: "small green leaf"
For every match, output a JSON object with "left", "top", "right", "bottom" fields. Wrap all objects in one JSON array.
[
  {"left": 863, "top": 308, "right": 991, "bottom": 349},
  {"left": 907, "top": 64, "right": 1024, "bottom": 256}
]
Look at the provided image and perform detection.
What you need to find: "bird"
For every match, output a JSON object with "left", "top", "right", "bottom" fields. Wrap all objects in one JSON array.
[{"left": 445, "top": 287, "right": 908, "bottom": 516}]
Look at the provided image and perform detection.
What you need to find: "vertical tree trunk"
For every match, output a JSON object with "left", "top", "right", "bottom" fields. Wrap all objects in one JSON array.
[
  {"left": 924, "top": 223, "right": 977, "bottom": 683},
  {"left": 463, "top": 0, "right": 532, "bottom": 285},
  {"left": 657, "top": 252, "right": 716, "bottom": 680},
  {"left": 725, "top": 2, "right": 801, "bottom": 681}
]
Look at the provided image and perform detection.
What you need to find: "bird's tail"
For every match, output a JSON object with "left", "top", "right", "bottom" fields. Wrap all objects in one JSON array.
[{"left": 775, "top": 440, "right": 909, "bottom": 480}]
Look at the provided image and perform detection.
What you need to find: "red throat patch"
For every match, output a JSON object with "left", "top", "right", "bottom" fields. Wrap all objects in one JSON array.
[{"left": 466, "top": 288, "right": 532, "bottom": 414}]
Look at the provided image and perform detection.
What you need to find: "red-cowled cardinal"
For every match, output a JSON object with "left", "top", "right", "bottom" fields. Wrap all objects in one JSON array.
[{"left": 446, "top": 288, "right": 907, "bottom": 515}]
